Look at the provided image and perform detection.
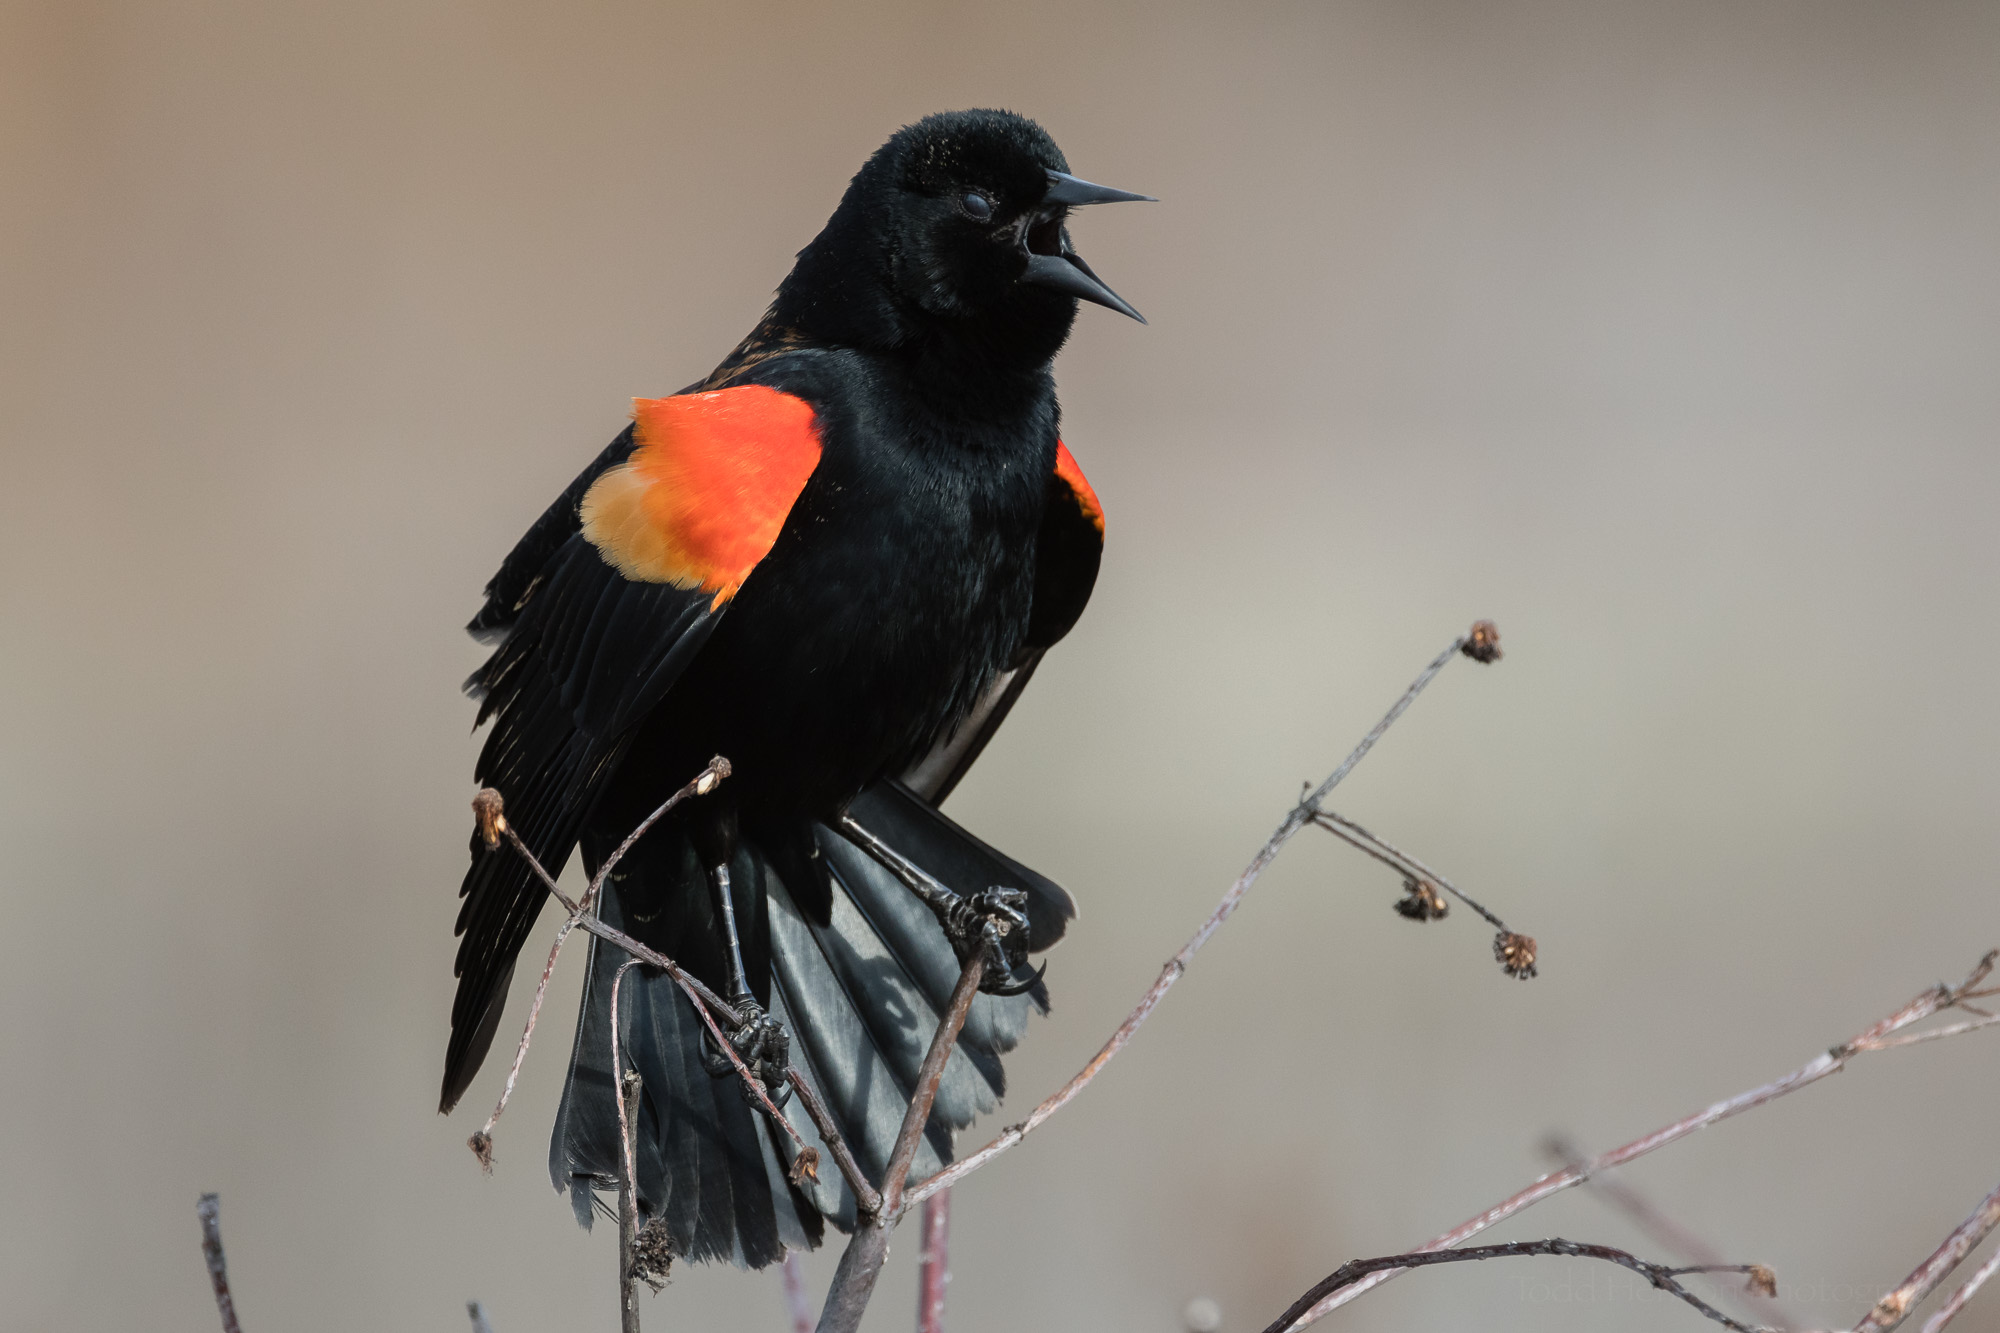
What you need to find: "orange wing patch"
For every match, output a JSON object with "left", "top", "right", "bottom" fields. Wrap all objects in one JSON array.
[
  {"left": 581, "top": 385, "right": 822, "bottom": 608},
  {"left": 1053, "top": 441, "right": 1104, "bottom": 537}
]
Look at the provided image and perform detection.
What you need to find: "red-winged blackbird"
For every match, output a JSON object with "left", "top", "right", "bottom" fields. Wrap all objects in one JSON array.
[{"left": 445, "top": 109, "right": 1149, "bottom": 1266}]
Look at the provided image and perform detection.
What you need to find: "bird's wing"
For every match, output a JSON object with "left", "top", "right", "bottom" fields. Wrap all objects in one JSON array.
[
  {"left": 900, "top": 441, "right": 1104, "bottom": 804},
  {"left": 443, "top": 384, "right": 824, "bottom": 1112}
]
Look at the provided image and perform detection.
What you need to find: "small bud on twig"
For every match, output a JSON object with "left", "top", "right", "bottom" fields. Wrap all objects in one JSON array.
[
  {"left": 468, "top": 1130, "right": 495, "bottom": 1173},
  {"left": 1871, "top": 1291, "right": 1910, "bottom": 1325},
  {"left": 1462, "top": 620, "right": 1503, "bottom": 664},
  {"left": 472, "top": 788, "right": 508, "bottom": 849},
  {"left": 1745, "top": 1265, "right": 1778, "bottom": 1298},
  {"left": 1495, "top": 931, "right": 1538, "bottom": 979},
  {"left": 695, "top": 756, "right": 732, "bottom": 795},
  {"left": 789, "top": 1146, "right": 822, "bottom": 1187},
  {"left": 1394, "top": 877, "right": 1450, "bottom": 921}
]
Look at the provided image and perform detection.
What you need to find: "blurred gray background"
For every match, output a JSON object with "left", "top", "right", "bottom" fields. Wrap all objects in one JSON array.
[{"left": 4, "top": 1, "right": 1997, "bottom": 1329}]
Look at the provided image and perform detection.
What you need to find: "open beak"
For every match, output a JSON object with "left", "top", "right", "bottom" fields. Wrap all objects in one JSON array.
[{"left": 1019, "top": 169, "right": 1155, "bottom": 323}]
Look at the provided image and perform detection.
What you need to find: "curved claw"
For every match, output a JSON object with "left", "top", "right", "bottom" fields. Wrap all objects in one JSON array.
[{"left": 983, "top": 957, "right": 1048, "bottom": 997}]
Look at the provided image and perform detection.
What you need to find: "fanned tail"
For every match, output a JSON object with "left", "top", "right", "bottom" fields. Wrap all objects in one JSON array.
[{"left": 548, "top": 783, "right": 1071, "bottom": 1266}]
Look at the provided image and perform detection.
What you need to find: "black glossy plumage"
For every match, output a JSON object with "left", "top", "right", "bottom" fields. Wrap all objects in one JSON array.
[{"left": 445, "top": 109, "right": 1139, "bottom": 1267}]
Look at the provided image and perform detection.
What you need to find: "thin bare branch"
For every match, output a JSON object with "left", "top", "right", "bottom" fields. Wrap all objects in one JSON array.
[
  {"left": 1312, "top": 811, "right": 1509, "bottom": 932},
  {"left": 1545, "top": 1135, "right": 1800, "bottom": 1330},
  {"left": 612, "top": 962, "right": 644, "bottom": 1333},
  {"left": 905, "top": 629, "right": 1487, "bottom": 1210},
  {"left": 195, "top": 1193, "right": 244, "bottom": 1333},
  {"left": 785, "top": 1069, "right": 883, "bottom": 1219},
  {"left": 1917, "top": 1247, "right": 2000, "bottom": 1333},
  {"left": 587, "top": 757, "right": 732, "bottom": 910},
  {"left": 1259, "top": 1238, "right": 1776, "bottom": 1333},
  {"left": 466, "top": 1301, "right": 496, "bottom": 1333},
  {"left": 469, "top": 914, "right": 583, "bottom": 1169},
  {"left": 661, "top": 968, "right": 819, "bottom": 1176},
  {"left": 917, "top": 1190, "right": 952, "bottom": 1333},
  {"left": 1281, "top": 950, "right": 2000, "bottom": 1330},
  {"left": 1853, "top": 1180, "right": 2000, "bottom": 1333}
]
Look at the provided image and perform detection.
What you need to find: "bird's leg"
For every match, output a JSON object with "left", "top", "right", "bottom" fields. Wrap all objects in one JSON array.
[
  {"left": 833, "top": 814, "right": 1041, "bottom": 996},
  {"left": 694, "top": 839, "right": 791, "bottom": 1106}
]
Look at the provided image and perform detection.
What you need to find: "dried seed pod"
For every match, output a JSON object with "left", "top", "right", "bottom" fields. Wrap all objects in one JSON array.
[
  {"left": 1745, "top": 1265, "right": 1778, "bottom": 1298},
  {"left": 1463, "top": 620, "right": 1503, "bottom": 663},
  {"left": 631, "top": 1217, "right": 676, "bottom": 1292},
  {"left": 1394, "top": 876, "right": 1449, "bottom": 922},
  {"left": 472, "top": 788, "right": 508, "bottom": 849},
  {"left": 1494, "top": 931, "right": 1538, "bottom": 979}
]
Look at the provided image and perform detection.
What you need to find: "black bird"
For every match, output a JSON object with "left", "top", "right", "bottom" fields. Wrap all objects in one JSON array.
[{"left": 445, "top": 109, "right": 1149, "bottom": 1267}]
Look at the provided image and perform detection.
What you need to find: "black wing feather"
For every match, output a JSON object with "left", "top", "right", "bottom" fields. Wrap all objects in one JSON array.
[{"left": 444, "top": 498, "right": 722, "bottom": 1111}]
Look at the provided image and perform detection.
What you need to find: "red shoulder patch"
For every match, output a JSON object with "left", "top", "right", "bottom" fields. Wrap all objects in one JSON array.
[
  {"left": 1053, "top": 441, "right": 1104, "bottom": 537},
  {"left": 580, "top": 385, "right": 822, "bottom": 608}
]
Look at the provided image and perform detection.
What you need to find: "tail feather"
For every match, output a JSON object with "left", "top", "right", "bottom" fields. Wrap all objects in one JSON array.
[
  {"left": 548, "top": 785, "right": 1060, "bottom": 1267},
  {"left": 549, "top": 875, "right": 820, "bottom": 1267}
]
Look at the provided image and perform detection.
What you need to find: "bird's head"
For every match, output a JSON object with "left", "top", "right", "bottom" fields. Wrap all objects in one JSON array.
[{"left": 774, "top": 109, "right": 1153, "bottom": 370}]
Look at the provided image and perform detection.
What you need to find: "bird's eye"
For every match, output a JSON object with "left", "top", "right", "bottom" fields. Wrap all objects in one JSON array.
[{"left": 960, "top": 192, "right": 993, "bottom": 221}]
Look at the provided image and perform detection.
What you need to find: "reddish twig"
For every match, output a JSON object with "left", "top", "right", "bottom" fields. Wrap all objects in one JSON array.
[
  {"left": 195, "top": 1193, "right": 244, "bottom": 1333},
  {"left": 917, "top": 1190, "right": 952, "bottom": 1333},
  {"left": 817, "top": 953, "right": 986, "bottom": 1333},
  {"left": 1918, "top": 1247, "right": 2000, "bottom": 1333},
  {"left": 1279, "top": 949, "right": 2000, "bottom": 1329},
  {"left": 780, "top": 1251, "right": 814, "bottom": 1333},
  {"left": 1259, "top": 1238, "right": 1776, "bottom": 1333},
  {"left": 1854, "top": 1179, "right": 2000, "bottom": 1333},
  {"left": 904, "top": 628, "right": 1492, "bottom": 1211}
]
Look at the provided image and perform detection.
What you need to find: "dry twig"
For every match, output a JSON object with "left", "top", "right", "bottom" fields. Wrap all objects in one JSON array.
[
  {"left": 1853, "top": 1179, "right": 2000, "bottom": 1333},
  {"left": 1258, "top": 1238, "right": 1776, "bottom": 1333},
  {"left": 1278, "top": 950, "right": 2000, "bottom": 1330},
  {"left": 195, "top": 1193, "right": 244, "bottom": 1333},
  {"left": 1311, "top": 809, "right": 1535, "bottom": 976},
  {"left": 1917, "top": 1247, "right": 2000, "bottom": 1333}
]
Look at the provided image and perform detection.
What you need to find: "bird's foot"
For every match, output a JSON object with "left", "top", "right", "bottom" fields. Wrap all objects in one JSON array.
[
  {"left": 699, "top": 996, "right": 793, "bottom": 1110},
  {"left": 936, "top": 886, "right": 1044, "bottom": 996}
]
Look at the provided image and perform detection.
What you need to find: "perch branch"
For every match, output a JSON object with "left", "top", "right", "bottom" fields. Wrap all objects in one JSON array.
[
  {"left": 903, "top": 626, "right": 1498, "bottom": 1211},
  {"left": 195, "top": 1193, "right": 244, "bottom": 1333},
  {"left": 482, "top": 781, "right": 880, "bottom": 1213},
  {"left": 1259, "top": 1238, "right": 1777, "bottom": 1333},
  {"left": 1280, "top": 949, "right": 2000, "bottom": 1330},
  {"left": 1853, "top": 1178, "right": 2000, "bottom": 1333}
]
